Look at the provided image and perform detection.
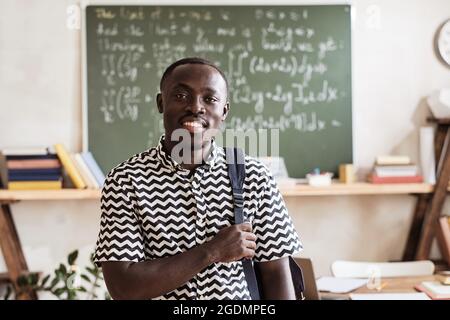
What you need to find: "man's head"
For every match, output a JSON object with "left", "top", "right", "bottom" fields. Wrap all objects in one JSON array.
[
  {"left": 159, "top": 57, "right": 229, "bottom": 95},
  {"left": 157, "top": 57, "right": 230, "bottom": 153}
]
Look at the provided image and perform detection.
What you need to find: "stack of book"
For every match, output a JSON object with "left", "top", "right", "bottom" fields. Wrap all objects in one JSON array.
[
  {"left": 0, "top": 147, "right": 63, "bottom": 190},
  {"left": 0, "top": 144, "right": 106, "bottom": 190},
  {"left": 368, "top": 155, "right": 423, "bottom": 184},
  {"left": 416, "top": 280, "right": 450, "bottom": 300}
]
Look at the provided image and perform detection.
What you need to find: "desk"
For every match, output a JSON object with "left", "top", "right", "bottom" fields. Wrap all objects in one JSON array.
[{"left": 320, "top": 275, "right": 437, "bottom": 300}]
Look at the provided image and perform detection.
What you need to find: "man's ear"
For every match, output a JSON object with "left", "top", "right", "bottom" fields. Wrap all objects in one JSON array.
[
  {"left": 156, "top": 93, "right": 163, "bottom": 113},
  {"left": 222, "top": 102, "right": 230, "bottom": 121}
]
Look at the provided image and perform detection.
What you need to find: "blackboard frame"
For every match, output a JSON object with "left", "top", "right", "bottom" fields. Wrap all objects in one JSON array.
[{"left": 81, "top": 2, "right": 355, "bottom": 177}]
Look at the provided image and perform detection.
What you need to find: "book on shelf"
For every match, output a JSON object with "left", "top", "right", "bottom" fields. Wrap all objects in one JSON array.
[
  {"left": 71, "top": 153, "right": 99, "bottom": 189},
  {"left": 6, "top": 158, "right": 61, "bottom": 169},
  {"left": 81, "top": 152, "right": 105, "bottom": 187},
  {"left": 5, "top": 154, "right": 59, "bottom": 160},
  {"left": 0, "top": 149, "right": 63, "bottom": 190},
  {"left": 1, "top": 147, "right": 49, "bottom": 156},
  {"left": 54, "top": 143, "right": 86, "bottom": 189},
  {"left": 0, "top": 153, "right": 8, "bottom": 188},
  {"left": 374, "top": 165, "right": 419, "bottom": 177},
  {"left": 375, "top": 155, "right": 411, "bottom": 166},
  {"left": 415, "top": 281, "right": 450, "bottom": 300},
  {"left": 7, "top": 180, "right": 62, "bottom": 190},
  {"left": 8, "top": 168, "right": 62, "bottom": 176},
  {"left": 368, "top": 174, "right": 423, "bottom": 184},
  {"left": 8, "top": 173, "right": 62, "bottom": 181}
]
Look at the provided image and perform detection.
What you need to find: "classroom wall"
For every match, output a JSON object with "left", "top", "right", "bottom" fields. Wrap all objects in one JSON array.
[{"left": 1, "top": 0, "right": 450, "bottom": 287}]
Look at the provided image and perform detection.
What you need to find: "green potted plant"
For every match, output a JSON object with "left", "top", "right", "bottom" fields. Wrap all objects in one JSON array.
[{"left": 2, "top": 250, "right": 110, "bottom": 300}]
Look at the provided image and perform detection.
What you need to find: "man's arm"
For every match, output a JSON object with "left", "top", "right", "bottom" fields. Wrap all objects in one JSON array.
[
  {"left": 255, "top": 257, "right": 296, "bottom": 300},
  {"left": 102, "top": 223, "right": 256, "bottom": 299}
]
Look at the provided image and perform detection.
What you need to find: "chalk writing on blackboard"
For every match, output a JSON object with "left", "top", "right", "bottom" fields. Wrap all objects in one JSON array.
[{"left": 92, "top": 7, "right": 346, "bottom": 132}]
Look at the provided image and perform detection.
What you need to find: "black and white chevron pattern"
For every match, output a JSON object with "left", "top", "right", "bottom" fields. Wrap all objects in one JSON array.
[{"left": 94, "top": 136, "right": 302, "bottom": 300}]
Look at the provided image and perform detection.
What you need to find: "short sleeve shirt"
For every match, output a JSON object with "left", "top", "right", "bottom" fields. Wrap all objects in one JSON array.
[{"left": 93, "top": 136, "right": 303, "bottom": 300}]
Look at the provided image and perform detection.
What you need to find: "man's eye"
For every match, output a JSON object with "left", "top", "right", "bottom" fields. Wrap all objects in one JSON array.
[
  {"left": 175, "top": 93, "right": 188, "bottom": 99},
  {"left": 205, "top": 96, "right": 218, "bottom": 103}
]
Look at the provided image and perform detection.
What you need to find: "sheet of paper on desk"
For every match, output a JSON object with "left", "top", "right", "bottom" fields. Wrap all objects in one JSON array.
[
  {"left": 316, "top": 277, "right": 368, "bottom": 293},
  {"left": 350, "top": 293, "right": 431, "bottom": 300}
]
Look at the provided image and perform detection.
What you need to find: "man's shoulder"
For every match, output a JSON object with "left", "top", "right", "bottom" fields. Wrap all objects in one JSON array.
[
  {"left": 106, "top": 147, "right": 158, "bottom": 179},
  {"left": 244, "top": 155, "right": 270, "bottom": 175}
]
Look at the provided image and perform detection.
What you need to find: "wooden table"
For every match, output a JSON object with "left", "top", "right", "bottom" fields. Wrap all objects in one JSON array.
[{"left": 320, "top": 275, "right": 437, "bottom": 300}]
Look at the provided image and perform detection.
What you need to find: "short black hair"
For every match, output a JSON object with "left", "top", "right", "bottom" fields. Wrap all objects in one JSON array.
[{"left": 159, "top": 57, "right": 229, "bottom": 94}]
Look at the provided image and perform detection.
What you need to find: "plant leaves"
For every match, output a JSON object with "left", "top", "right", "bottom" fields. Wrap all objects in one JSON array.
[
  {"left": 86, "top": 267, "right": 98, "bottom": 276},
  {"left": 30, "top": 273, "right": 40, "bottom": 285},
  {"left": 3, "top": 250, "right": 106, "bottom": 300},
  {"left": 68, "top": 250, "right": 78, "bottom": 265},
  {"left": 49, "top": 277, "right": 59, "bottom": 289},
  {"left": 59, "top": 263, "right": 67, "bottom": 275},
  {"left": 17, "top": 275, "right": 28, "bottom": 287},
  {"left": 68, "top": 290, "right": 77, "bottom": 300},
  {"left": 55, "top": 270, "right": 63, "bottom": 280},
  {"left": 81, "top": 274, "right": 91, "bottom": 282},
  {"left": 40, "top": 275, "right": 51, "bottom": 287},
  {"left": 53, "top": 287, "right": 65, "bottom": 297}
]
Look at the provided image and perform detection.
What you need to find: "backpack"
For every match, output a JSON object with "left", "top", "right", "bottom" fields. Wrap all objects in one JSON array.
[{"left": 225, "top": 147, "right": 305, "bottom": 300}]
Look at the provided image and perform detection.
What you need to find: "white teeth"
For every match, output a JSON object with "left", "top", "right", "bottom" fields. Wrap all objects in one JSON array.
[{"left": 183, "top": 121, "right": 203, "bottom": 128}]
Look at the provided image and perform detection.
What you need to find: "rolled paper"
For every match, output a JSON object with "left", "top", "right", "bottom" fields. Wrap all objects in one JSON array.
[{"left": 420, "top": 127, "right": 436, "bottom": 184}]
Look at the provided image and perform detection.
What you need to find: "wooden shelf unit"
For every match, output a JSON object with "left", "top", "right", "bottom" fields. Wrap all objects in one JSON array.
[
  {"left": 0, "top": 189, "right": 101, "bottom": 202},
  {"left": 404, "top": 117, "right": 450, "bottom": 263},
  {"left": 0, "top": 182, "right": 439, "bottom": 202},
  {"left": 279, "top": 182, "right": 434, "bottom": 196}
]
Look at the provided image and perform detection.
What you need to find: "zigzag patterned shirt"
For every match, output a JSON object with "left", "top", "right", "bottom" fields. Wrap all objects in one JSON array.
[{"left": 94, "top": 136, "right": 302, "bottom": 300}]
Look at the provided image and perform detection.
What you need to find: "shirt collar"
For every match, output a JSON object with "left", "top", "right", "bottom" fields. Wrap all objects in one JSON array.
[{"left": 155, "top": 135, "right": 219, "bottom": 171}]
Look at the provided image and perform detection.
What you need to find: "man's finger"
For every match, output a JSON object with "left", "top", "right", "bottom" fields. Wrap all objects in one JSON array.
[
  {"left": 243, "top": 248, "right": 255, "bottom": 260},
  {"left": 244, "top": 232, "right": 257, "bottom": 241},
  {"left": 240, "top": 222, "right": 252, "bottom": 232},
  {"left": 245, "top": 239, "right": 257, "bottom": 250}
]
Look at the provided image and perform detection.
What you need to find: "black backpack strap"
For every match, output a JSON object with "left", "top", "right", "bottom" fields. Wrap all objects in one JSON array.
[
  {"left": 225, "top": 147, "right": 261, "bottom": 300},
  {"left": 289, "top": 257, "right": 306, "bottom": 300}
]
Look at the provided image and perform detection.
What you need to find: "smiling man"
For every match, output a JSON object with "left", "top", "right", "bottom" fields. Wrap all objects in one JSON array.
[{"left": 93, "top": 57, "right": 302, "bottom": 300}]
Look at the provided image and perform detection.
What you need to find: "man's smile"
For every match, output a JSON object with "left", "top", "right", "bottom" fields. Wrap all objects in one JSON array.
[{"left": 180, "top": 118, "right": 208, "bottom": 133}]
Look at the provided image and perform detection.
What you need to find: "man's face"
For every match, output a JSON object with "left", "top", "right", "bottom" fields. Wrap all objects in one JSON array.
[{"left": 157, "top": 63, "right": 229, "bottom": 150}]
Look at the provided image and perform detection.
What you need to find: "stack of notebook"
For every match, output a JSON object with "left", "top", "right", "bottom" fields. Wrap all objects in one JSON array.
[
  {"left": 0, "top": 147, "right": 63, "bottom": 190},
  {"left": 415, "top": 280, "right": 450, "bottom": 300},
  {"left": 368, "top": 155, "right": 423, "bottom": 184},
  {"left": 0, "top": 145, "right": 106, "bottom": 190}
]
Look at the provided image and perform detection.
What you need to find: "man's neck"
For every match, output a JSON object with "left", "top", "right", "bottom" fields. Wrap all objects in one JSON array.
[{"left": 163, "top": 137, "right": 213, "bottom": 171}]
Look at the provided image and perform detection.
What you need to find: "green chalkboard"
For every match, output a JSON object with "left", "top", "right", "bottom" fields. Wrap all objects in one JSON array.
[{"left": 85, "top": 5, "right": 352, "bottom": 178}]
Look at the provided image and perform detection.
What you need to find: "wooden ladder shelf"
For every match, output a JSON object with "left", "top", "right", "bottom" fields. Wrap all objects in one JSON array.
[{"left": 403, "top": 117, "right": 450, "bottom": 264}]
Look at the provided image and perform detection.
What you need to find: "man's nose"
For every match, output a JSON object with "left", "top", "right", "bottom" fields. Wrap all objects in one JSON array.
[{"left": 187, "top": 96, "right": 205, "bottom": 114}]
